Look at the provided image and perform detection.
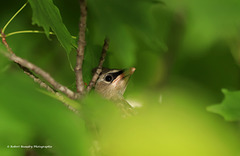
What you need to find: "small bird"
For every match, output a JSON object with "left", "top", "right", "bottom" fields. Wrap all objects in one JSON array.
[{"left": 94, "top": 67, "right": 136, "bottom": 115}]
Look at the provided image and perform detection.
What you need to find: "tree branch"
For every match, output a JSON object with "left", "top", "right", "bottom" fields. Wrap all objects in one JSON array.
[
  {"left": 1, "top": 32, "right": 13, "bottom": 54},
  {"left": 13, "top": 54, "right": 77, "bottom": 99},
  {"left": 75, "top": 0, "right": 87, "bottom": 94},
  {"left": 19, "top": 64, "right": 56, "bottom": 93},
  {"left": 19, "top": 65, "right": 79, "bottom": 113},
  {"left": 1, "top": 51, "right": 77, "bottom": 99},
  {"left": 2, "top": 31, "right": 63, "bottom": 96},
  {"left": 86, "top": 38, "right": 109, "bottom": 92},
  {"left": 1, "top": 31, "right": 78, "bottom": 112}
]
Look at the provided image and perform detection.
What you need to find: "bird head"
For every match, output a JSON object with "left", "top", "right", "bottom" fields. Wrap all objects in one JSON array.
[{"left": 94, "top": 67, "right": 136, "bottom": 100}]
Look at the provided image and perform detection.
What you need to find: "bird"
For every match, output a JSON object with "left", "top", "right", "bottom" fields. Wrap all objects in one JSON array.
[{"left": 94, "top": 67, "right": 136, "bottom": 116}]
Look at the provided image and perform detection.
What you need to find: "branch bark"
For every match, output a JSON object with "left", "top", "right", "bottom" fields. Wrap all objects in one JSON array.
[
  {"left": 2, "top": 31, "right": 54, "bottom": 95},
  {"left": 86, "top": 38, "right": 109, "bottom": 92},
  {"left": 2, "top": 51, "right": 77, "bottom": 99},
  {"left": 75, "top": 0, "right": 87, "bottom": 94},
  {"left": 1, "top": 32, "right": 13, "bottom": 54},
  {"left": 1, "top": 31, "right": 78, "bottom": 112},
  {"left": 19, "top": 65, "right": 79, "bottom": 113},
  {"left": 19, "top": 64, "right": 56, "bottom": 93}
]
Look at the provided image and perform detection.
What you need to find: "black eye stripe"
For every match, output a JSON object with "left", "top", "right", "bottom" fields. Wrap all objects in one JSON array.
[
  {"left": 109, "top": 70, "right": 124, "bottom": 80},
  {"left": 104, "top": 70, "right": 124, "bottom": 83}
]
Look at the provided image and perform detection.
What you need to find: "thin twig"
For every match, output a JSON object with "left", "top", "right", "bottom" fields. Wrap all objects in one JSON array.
[
  {"left": 13, "top": 54, "right": 76, "bottom": 99},
  {"left": 19, "top": 64, "right": 56, "bottom": 93},
  {"left": 86, "top": 39, "right": 109, "bottom": 92},
  {"left": 75, "top": 0, "right": 87, "bottom": 94},
  {"left": 0, "top": 2, "right": 80, "bottom": 112},
  {"left": 1, "top": 50, "right": 77, "bottom": 99},
  {"left": 1, "top": 32, "right": 13, "bottom": 54},
  {"left": 19, "top": 65, "right": 79, "bottom": 113},
  {"left": 1, "top": 31, "right": 76, "bottom": 99},
  {"left": 2, "top": 31, "right": 52, "bottom": 93}
]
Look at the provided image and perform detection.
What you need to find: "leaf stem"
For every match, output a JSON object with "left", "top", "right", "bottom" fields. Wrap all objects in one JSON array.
[
  {"left": 5, "top": 30, "right": 53, "bottom": 37},
  {"left": 2, "top": 2, "right": 28, "bottom": 34},
  {"left": 3, "top": 30, "right": 77, "bottom": 39}
]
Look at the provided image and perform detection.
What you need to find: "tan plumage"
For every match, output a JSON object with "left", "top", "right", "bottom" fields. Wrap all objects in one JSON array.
[{"left": 94, "top": 67, "right": 136, "bottom": 116}]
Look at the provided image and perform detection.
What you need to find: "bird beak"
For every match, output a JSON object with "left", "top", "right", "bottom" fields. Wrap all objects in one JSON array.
[
  {"left": 112, "top": 67, "right": 136, "bottom": 85},
  {"left": 123, "top": 67, "right": 136, "bottom": 77}
]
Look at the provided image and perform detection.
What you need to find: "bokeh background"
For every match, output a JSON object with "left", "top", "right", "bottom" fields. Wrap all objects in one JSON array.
[{"left": 1, "top": 0, "right": 240, "bottom": 156}]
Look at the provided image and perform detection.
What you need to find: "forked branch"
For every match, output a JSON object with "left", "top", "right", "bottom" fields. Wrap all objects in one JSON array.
[
  {"left": 1, "top": 0, "right": 109, "bottom": 106},
  {"left": 0, "top": 32, "right": 77, "bottom": 100},
  {"left": 7, "top": 53, "right": 77, "bottom": 99},
  {"left": 19, "top": 65, "right": 79, "bottom": 113}
]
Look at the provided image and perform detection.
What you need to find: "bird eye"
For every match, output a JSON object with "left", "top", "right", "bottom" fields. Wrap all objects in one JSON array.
[{"left": 105, "top": 75, "right": 113, "bottom": 82}]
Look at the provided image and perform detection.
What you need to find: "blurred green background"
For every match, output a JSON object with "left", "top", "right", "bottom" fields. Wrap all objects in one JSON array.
[{"left": 1, "top": 0, "right": 240, "bottom": 156}]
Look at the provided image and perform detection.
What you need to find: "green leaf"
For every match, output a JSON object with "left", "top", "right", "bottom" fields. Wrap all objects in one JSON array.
[
  {"left": 28, "top": 0, "right": 75, "bottom": 54},
  {"left": 0, "top": 72, "right": 90, "bottom": 156},
  {"left": 207, "top": 89, "right": 240, "bottom": 121}
]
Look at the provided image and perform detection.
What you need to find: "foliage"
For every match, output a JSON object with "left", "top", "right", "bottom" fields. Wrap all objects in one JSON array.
[
  {"left": 28, "top": 0, "right": 76, "bottom": 54},
  {"left": 0, "top": 72, "right": 90, "bottom": 156},
  {"left": 208, "top": 89, "right": 240, "bottom": 121},
  {"left": 1, "top": 0, "right": 240, "bottom": 156}
]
